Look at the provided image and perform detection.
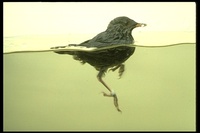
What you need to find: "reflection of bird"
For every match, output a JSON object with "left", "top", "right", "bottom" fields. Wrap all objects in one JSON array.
[{"left": 53, "top": 16, "right": 146, "bottom": 112}]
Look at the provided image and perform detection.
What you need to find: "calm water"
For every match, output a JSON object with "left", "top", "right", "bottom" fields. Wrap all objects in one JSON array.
[{"left": 3, "top": 33, "right": 196, "bottom": 131}]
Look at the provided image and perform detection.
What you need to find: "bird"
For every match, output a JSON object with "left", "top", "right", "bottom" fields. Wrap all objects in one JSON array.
[{"left": 52, "top": 16, "right": 146, "bottom": 112}]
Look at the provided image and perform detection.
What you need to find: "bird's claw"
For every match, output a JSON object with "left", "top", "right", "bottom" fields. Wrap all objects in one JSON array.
[
  {"left": 118, "top": 65, "right": 125, "bottom": 79},
  {"left": 101, "top": 91, "right": 122, "bottom": 112},
  {"left": 102, "top": 91, "right": 113, "bottom": 97},
  {"left": 101, "top": 91, "right": 116, "bottom": 97}
]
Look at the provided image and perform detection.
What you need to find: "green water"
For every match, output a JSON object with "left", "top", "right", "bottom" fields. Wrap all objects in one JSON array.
[{"left": 3, "top": 44, "right": 195, "bottom": 131}]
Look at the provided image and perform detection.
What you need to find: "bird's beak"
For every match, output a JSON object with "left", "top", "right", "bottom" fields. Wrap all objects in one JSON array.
[{"left": 136, "top": 23, "right": 147, "bottom": 27}]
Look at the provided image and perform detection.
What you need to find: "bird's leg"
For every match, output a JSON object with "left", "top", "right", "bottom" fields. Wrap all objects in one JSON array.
[
  {"left": 97, "top": 69, "right": 122, "bottom": 112},
  {"left": 97, "top": 69, "right": 112, "bottom": 93}
]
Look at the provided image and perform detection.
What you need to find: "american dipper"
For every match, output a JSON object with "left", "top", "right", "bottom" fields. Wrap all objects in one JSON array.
[{"left": 53, "top": 16, "right": 146, "bottom": 112}]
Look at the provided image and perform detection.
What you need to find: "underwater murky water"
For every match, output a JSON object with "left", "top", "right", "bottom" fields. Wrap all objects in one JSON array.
[{"left": 3, "top": 33, "right": 196, "bottom": 131}]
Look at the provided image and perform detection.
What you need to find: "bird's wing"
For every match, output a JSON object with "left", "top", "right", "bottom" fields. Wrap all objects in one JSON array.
[{"left": 79, "top": 32, "right": 117, "bottom": 48}]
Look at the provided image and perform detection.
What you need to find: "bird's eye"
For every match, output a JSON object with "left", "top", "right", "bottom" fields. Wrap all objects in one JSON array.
[{"left": 123, "top": 20, "right": 128, "bottom": 25}]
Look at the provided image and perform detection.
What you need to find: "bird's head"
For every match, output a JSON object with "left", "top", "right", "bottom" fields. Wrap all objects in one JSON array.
[{"left": 106, "top": 16, "right": 146, "bottom": 33}]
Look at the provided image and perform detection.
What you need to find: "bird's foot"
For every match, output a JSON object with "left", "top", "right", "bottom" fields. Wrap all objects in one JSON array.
[
  {"left": 118, "top": 64, "right": 125, "bottom": 79},
  {"left": 109, "top": 66, "right": 120, "bottom": 72},
  {"left": 109, "top": 64, "right": 125, "bottom": 79},
  {"left": 101, "top": 91, "right": 122, "bottom": 112}
]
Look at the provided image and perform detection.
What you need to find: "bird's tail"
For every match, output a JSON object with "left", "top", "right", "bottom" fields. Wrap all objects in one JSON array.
[
  {"left": 51, "top": 44, "right": 78, "bottom": 55},
  {"left": 54, "top": 51, "right": 76, "bottom": 55}
]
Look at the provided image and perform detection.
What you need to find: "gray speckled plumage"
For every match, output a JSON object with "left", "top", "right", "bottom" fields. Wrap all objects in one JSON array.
[{"left": 79, "top": 16, "right": 136, "bottom": 48}]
